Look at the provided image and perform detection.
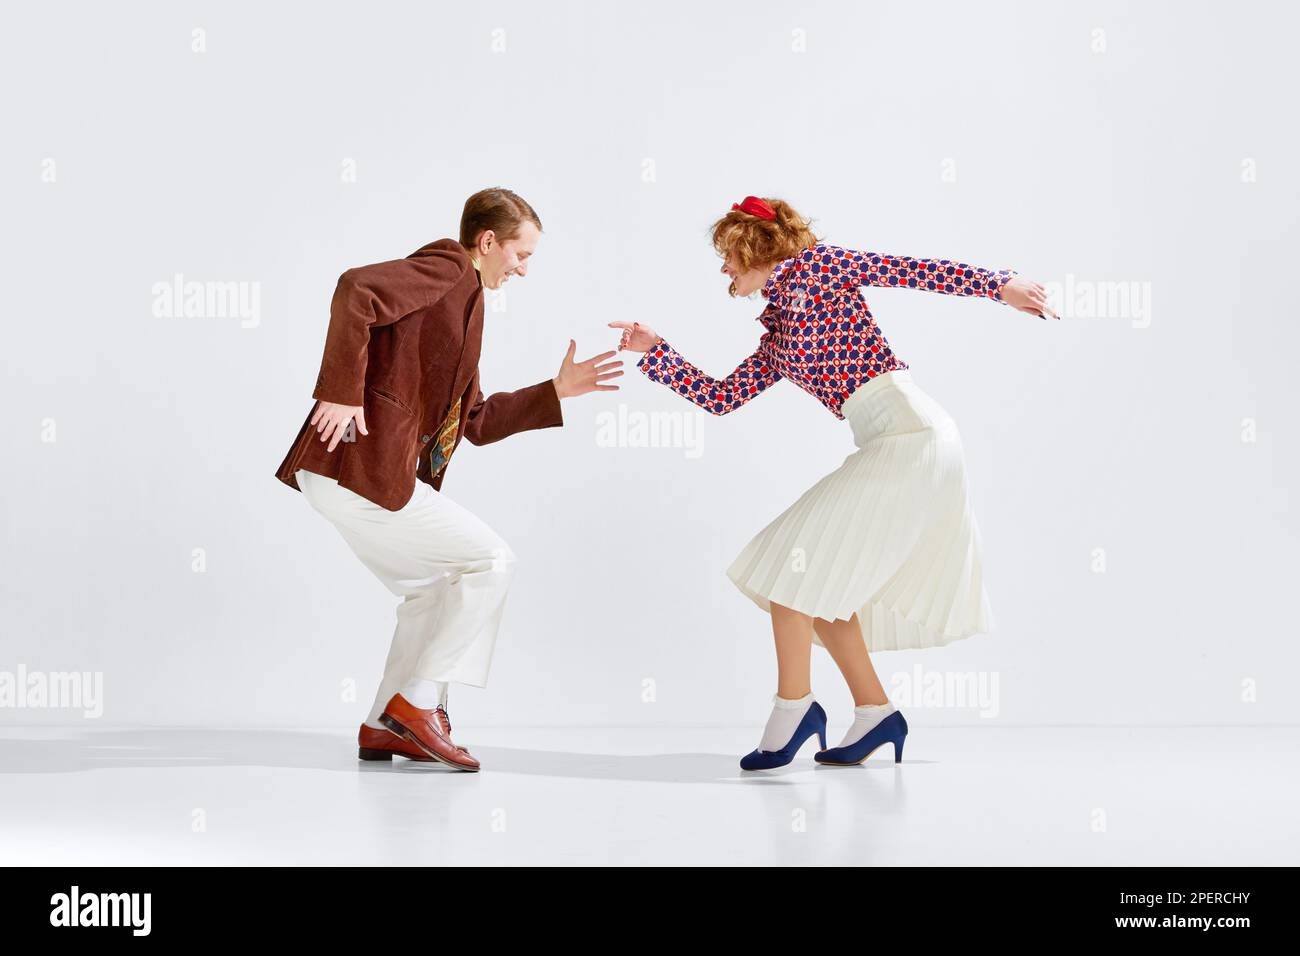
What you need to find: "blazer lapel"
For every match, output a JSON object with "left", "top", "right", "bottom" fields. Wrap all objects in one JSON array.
[{"left": 449, "top": 289, "right": 484, "bottom": 403}]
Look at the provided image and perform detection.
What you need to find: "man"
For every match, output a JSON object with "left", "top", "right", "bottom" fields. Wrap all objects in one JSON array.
[{"left": 274, "top": 187, "right": 620, "bottom": 771}]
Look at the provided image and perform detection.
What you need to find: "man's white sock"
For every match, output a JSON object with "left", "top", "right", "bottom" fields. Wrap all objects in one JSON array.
[
  {"left": 837, "top": 701, "right": 896, "bottom": 748},
  {"left": 758, "top": 692, "right": 815, "bottom": 752},
  {"left": 401, "top": 678, "right": 448, "bottom": 711}
]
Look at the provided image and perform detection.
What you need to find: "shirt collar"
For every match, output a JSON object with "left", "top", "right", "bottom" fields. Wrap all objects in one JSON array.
[
  {"left": 761, "top": 255, "right": 798, "bottom": 301},
  {"left": 469, "top": 253, "right": 484, "bottom": 287},
  {"left": 756, "top": 255, "right": 800, "bottom": 326}
]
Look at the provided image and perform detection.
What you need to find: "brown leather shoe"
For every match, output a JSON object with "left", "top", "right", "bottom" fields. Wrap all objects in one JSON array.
[
  {"left": 357, "top": 723, "right": 435, "bottom": 762},
  {"left": 379, "top": 693, "right": 481, "bottom": 772}
]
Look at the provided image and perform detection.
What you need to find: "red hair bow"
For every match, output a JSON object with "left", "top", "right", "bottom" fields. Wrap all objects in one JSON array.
[{"left": 732, "top": 196, "right": 776, "bottom": 220}]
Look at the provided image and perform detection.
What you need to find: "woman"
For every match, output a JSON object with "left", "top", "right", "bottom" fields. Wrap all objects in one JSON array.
[{"left": 610, "top": 196, "right": 1057, "bottom": 771}]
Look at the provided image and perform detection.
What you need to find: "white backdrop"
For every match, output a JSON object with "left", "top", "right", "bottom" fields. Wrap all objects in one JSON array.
[{"left": 2, "top": 0, "right": 1296, "bottom": 732}]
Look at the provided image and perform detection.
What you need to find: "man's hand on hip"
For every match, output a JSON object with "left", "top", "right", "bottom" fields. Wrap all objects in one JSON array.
[{"left": 311, "top": 401, "right": 368, "bottom": 452}]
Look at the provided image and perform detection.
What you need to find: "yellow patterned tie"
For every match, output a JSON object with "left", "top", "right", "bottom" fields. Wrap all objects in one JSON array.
[{"left": 428, "top": 396, "right": 462, "bottom": 479}]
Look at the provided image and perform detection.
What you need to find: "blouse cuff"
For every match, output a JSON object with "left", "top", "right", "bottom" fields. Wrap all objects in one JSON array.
[
  {"left": 990, "top": 270, "right": 1018, "bottom": 302},
  {"left": 636, "top": 337, "right": 675, "bottom": 379}
]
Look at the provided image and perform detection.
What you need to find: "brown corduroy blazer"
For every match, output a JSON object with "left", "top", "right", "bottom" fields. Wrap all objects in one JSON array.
[{"left": 274, "top": 238, "right": 563, "bottom": 511}]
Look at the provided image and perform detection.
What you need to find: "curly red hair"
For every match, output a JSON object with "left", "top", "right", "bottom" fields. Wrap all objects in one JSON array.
[{"left": 711, "top": 198, "right": 820, "bottom": 295}]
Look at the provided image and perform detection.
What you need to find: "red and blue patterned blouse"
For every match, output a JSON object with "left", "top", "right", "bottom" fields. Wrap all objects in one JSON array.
[{"left": 636, "top": 243, "right": 1018, "bottom": 419}]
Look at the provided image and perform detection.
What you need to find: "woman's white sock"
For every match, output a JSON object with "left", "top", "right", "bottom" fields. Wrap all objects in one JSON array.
[
  {"left": 837, "top": 701, "right": 896, "bottom": 747},
  {"left": 401, "top": 678, "right": 448, "bottom": 711},
  {"left": 758, "top": 692, "right": 815, "bottom": 752}
]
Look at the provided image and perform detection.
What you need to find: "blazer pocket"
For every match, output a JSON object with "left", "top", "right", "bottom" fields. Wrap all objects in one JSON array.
[{"left": 370, "top": 387, "right": 416, "bottom": 417}]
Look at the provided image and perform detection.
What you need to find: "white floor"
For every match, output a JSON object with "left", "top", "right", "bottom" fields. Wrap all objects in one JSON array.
[{"left": 1, "top": 725, "right": 1295, "bottom": 866}]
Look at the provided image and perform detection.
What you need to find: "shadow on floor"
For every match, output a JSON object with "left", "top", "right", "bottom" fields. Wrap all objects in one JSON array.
[{"left": 0, "top": 728, "right": 917, "bottom": 783}]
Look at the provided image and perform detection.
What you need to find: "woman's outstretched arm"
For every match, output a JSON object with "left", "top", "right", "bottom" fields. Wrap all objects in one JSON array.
[
  {"left": 610, "top": 321, "right": 783, "bottom": 416},
  {"left": 824, "top": 244, "right": 1057, "bottom": 318},
  {"left": 834, "top": 244, "right": 1017, "bottom": 301}
]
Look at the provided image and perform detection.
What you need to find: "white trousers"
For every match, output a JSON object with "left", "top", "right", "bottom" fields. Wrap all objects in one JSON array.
[{"left": 294, "top": 468, "right": 517, "bottom": 728}]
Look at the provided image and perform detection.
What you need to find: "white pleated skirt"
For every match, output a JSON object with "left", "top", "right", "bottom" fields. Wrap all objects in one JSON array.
[{"left": 725, "top": 368, "right": 994, "bottom": 652}]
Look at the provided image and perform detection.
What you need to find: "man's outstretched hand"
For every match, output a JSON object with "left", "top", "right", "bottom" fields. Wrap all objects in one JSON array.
[
  {"left": 553, "top": 340, "right": 623, "bottom": 398},
  {"left": 311, "top": 401, "right": 368, "bottom": 452}
]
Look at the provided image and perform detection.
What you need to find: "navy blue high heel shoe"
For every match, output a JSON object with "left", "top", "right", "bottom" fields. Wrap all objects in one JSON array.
[
  {"left": 739, "top": 701, "right": 828, "bottom": 771},
  {"left": 814, "top": 710, "right": 908, "bottom": 766}
]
